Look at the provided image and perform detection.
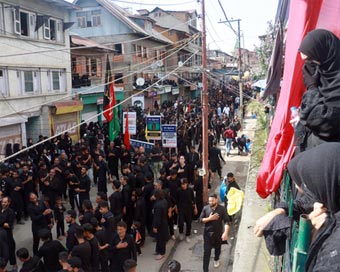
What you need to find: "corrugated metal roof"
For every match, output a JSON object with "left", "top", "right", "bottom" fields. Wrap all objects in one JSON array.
[
  {"left": 96, "top": 0, "right": 172, "bottom": 44},
  {"left": 70, "top": 34, "right": 114, "bottom": 51},
  {"left": 43, "top": 0, "right": 79, "bottom": 9}
]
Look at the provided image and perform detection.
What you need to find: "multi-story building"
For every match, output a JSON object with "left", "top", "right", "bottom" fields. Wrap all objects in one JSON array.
[
  {"left": 141, "top": 7, "right": 202, "bottom": 98},
  {"left": 0, "top": 0, "right": 79, "bottom": 157},
  {"left": 70, "top": 0, "right": 173, "bottom": 111}
]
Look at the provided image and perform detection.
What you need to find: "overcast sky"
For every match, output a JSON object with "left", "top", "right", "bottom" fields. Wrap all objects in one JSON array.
[{"left": 69, "top": 0, "right": 279, "bottom": 54}]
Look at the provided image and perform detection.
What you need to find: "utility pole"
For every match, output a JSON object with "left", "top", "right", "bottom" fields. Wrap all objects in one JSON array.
[
  {"left": 219, "top": 19, "right": 243, "bottom": 120},
  {"left": 201, "top": 0, "right": 209, "bottom": 204}
]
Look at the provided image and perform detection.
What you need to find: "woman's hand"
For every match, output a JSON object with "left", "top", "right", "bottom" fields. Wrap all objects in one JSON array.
[
  {"left": 309, "top": 202, "right": 327, "bottom": 231},
  {"left": 254, "top": 208, "right": 286, "bottom": 237}
]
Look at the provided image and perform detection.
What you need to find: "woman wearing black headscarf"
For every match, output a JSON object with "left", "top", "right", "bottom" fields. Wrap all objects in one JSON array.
[
  {"left": 295, "top": 29, "right": 340, "bottom": 151},
  {"left": 287, "top": 142, "right": 340, "bottom": 271}
]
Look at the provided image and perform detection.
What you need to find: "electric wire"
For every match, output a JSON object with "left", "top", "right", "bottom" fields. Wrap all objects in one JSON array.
[{"left": 0, "top": 50, "right": 199, "bottom": 163}]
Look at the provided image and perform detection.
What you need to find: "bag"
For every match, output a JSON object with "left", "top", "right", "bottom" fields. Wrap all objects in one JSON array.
[
  {"left": 219, "top": 178, "right": 228, "bottom": 202},
  {"left": 135, "top": 230, "right": 142, "bottom": 245}
]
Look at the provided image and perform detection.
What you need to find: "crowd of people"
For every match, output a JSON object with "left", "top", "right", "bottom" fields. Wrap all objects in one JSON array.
[{"left": 0, "top": 86, "right": 250, "bottom": 272}]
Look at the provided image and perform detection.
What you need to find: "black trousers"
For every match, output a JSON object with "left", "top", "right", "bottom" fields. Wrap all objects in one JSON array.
[
  {"left": 68, "top": 189, "right": 79, "bottom": 210},
  {"left": 155, "top": 232, "right": 166, "bottom": 255},
  {"left": 178, "top": 211, "right": 192, "bottom": 236},
  {"left": 203, "top": 232, "right": 222, "bottom": 272}
]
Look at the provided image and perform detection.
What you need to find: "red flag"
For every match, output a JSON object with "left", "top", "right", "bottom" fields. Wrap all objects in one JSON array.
[
  {"left": 256, "top": 0, "right": 337, "bottom": 198},
  {"left": 103, "top": 55, "right": 116, "bottom": 122},
  {"left": 124, "top": 110, "right": 131, "bottom": 150}
]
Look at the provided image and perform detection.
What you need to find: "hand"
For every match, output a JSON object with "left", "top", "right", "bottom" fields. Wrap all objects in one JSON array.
[
  {"left": 116, "top": 241, "right": 128, "bottom": 249},
  {"left": 302, "top": 61, "right": 320, "bottom": 89},
  {"left": 209, "top": 212, "right": 219, "bottom": 221},
  {"left": 101, "top": 218, "right": 106, "bottom": 223},
  {"left": 254, "top": 208, "right": 286, "bottom": 237},
  {"left": 221, "top": 232, "right": 228, "bottom": 241},
  {"left": 309, "top": 202, "right": 327, "bottom": 231},
  {"left": 193, "top": 206, "right": 198, "bottom": 216},
  {"left": 153, "top": 227, "right": 158, "bottom": 234}
]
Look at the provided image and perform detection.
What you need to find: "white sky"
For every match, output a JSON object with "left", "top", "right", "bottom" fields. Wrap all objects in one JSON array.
[{"left": 68, "top": 0, "right": 279, "bottom": 54}]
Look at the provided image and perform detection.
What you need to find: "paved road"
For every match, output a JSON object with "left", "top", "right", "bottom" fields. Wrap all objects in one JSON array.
[{"left": 12, "top": 117, "right": 255, "bottom": 271}]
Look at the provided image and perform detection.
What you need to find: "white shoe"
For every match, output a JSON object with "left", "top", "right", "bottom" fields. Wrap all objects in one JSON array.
[
  {"left": 174, "top": 225, "right": 178, "bottom": 230},
  {"left": 179, "top": 234, "right": 184, "bottom": 241},
  {"left": 214, "top": 260, "right": 220, "bottom": 268},
  {"left": 185, "top": 236, "right": 191, "bottom": 243},
  {"left": 171, "top": 235, "right": 176, "bottom": 240}
]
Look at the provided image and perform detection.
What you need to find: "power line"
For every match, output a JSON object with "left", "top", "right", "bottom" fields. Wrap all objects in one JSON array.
[
  {"left": 0, "top": 34, "right": 200, "bottom": 119},
  {"left": 0, "top": 50, "right": 199, "bottom": 163}
]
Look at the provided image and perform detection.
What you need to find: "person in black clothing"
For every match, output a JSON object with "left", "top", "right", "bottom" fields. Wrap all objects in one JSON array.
[
  {"left": 177, "top": 178, "right": 197, "bottom": 242},
  {"left": 79, "top": 199, "right": 94, "bottom": 226},
  {"left": 143, "top": 173, "right": 155, "bottom": 237},
  {"left": 107, "top": 141, "right": 120, "bottom": 180},
  {"left": 53, "top": 197, "right": 66, "bottom": 240},
  {"left": 200, "top": 194, "right": 230, "bottom": 271},
  {"left": 186, "top": 146, "right": 200, "bottom": 183},
  {"left": 95, "top": 154, "right": 110, "bottom": 194},
  {"left": 133, "top": 188, "right": 146, "bottom": 246},
  {"left": 76, "top": 167, "right": 91, "bottom": 213},
  {"left": 65, "top": 210, "right": 79, "bottom": 252},
  {"left": 193, "top": 166, "right": 204, "bottom": 219},
  {"left": 28, "top": 192, "right": 53, "bottom": 255},
  {"left": 167, "top": 169, "right": 180, "bottom": 233},
  {"left": 94, "top": 192, "right": 107, "bottom": 223},
  {"left": 83, "top": 223, "right": 99, "bottom": 272},
  {"left": 223, "top": 172, "right": 241, "bottom": 209},
  {"left": 121, "top": 176, "right": 133, "bottom": 231},
  {"left": 110, "top": 221, "right": 136, "bottom": 272},
  {"left": 8, "top": 170, "right": 25, "bottom": 224},
  {"left": 20, "top": 164, "right": 35, "bottom": 220},
  {"left": 90, "top": 218, "right": 110, "bottom": 272},
  {"left": 121, "top": 164, "right": 136, "bottom": 192},
  {"left": 58, "top": 251, "right": 71, "bottom": 272},
  {"left": 99, "top": 201, "right": 116, "bottom": 245},
  {"left": 0, "top": 196, "right": 16, "bottom": 272},
  {"left": 65, "top": 171, "right": 80, "bottom": 211},
  {"left": 208, "top": 141, "right": 226, "bottom": 179},
  {"left": 70, "top": 226, "right": 92, "bottom": 272},
  {"left": 152, "top": 189, "right": 169, "bottom": 260},
  {"left": 109, "top": 180, "right": 122, "bottom": 224},
  {"left": 37, "top": 228, "right": 66, "bottom": 272},
  {"left": 17, "top": 247, "right": 44, "bottom": 272}
]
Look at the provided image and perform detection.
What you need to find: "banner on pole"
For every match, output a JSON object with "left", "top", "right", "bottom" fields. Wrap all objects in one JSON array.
[
  {"left": 161, "top": 125, "right": 177, "bottom": 148},
  {"left": 130, "top": 139, "right": 154, "bottom": 153},
  {"left": 146, "top": 115, "right": 161, "bottom": 140},
  {"left": 123, "top": 112, "right": 137, "bottom": 135}
]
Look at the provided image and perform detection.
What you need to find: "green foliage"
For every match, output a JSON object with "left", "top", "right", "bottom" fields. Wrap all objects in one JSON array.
[
  {"left": 254, "top": 21, "right": 276, "bottom": 79},
  {"left": 247, "top": 100, "right": 268, "bottom": 169}
]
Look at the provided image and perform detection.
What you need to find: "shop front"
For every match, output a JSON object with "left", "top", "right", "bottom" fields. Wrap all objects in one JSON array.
[
  {"left": 50, "top": 100, "right": 83, "bottom": 143},
  {"left": 0, "top": 117, "right": 27, "bottom": 158}
]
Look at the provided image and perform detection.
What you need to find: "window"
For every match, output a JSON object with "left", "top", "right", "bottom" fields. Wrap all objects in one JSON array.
[
  {"left": 19, "top": 70, "right": 40, "bottom": 94},
  {"left": 114, "top": 44, "right": 123, "bottom": 55},
  {"left": 0, "top": 69, "right": 8, "bottom": 97},
  {"left": 48, "top": 69, "right": 66, "bottom": 92},
  {"left": 114, "top": 73, "right": 123, "bottom": 84},
  {"left": 44, "top": 18, "right": 57, "bottom": 40},
  {"left": 13, "top": 9, "right": 30, "bottom": 36},
  {"left": 91, "top": 10, "right": 101, "bottom": 27},
  {"left": 142, "top": 47, "right": 147, "bottom": 58},
  {"left": 76, "top": 12, "right": 86, "bottom": 28},
  {"left": 85, "top": 58, "right": 100, "bottom": 77},
  {"left": 90, "top": 58, "right": 97, "bottom": 76}
]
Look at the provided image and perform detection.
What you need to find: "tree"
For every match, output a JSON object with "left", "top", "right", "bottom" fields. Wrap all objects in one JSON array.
[{"left": 254, "top": 21, "right": 276, "bottom": 79}]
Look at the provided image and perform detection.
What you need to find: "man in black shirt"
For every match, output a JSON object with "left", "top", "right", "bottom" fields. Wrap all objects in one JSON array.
[
  {"left": 65, "top": 210, "right": 79, "bottom": 252},
  {"left": 200, "top": 193, "right": 230, "bottom": 272},
  {"left": 16, "top": 247, "right": 44, "bottom": 272},
  {"left": 37, "top": 228, "right": 66, "bottom": 272},
  {"left": 27, "top": 192, "right": 53, "bottom": 255},
  {"left": 83, "top": 223, "right": 99, "bottom": 272},
  {"left": 70, "top": 226, "right": 92, "bottom": 272},
  {"left": 109, "top": 180, "right": 122, "bottom": 224},
  {"left": 76, "top": 167, "right": 91, "bottom": 213}
]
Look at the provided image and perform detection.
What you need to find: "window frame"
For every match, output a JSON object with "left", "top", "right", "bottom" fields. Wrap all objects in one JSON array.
[
  {"left": 0, "top": 69, "right": 8, "bottom": 97},
  {"left": 19, "top": 70, "right": 40, "bottom": 95},
  {"left": 48, "top": 69, "right": 66, "bottom": 93}
]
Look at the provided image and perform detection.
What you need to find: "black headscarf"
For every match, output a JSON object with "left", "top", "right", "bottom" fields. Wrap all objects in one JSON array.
[
  {"left": 287, "top": 142, "right": 340, "bottom": 214},
  {"left": 299, "top": 29, "right": 340, "bottom": 106}
]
